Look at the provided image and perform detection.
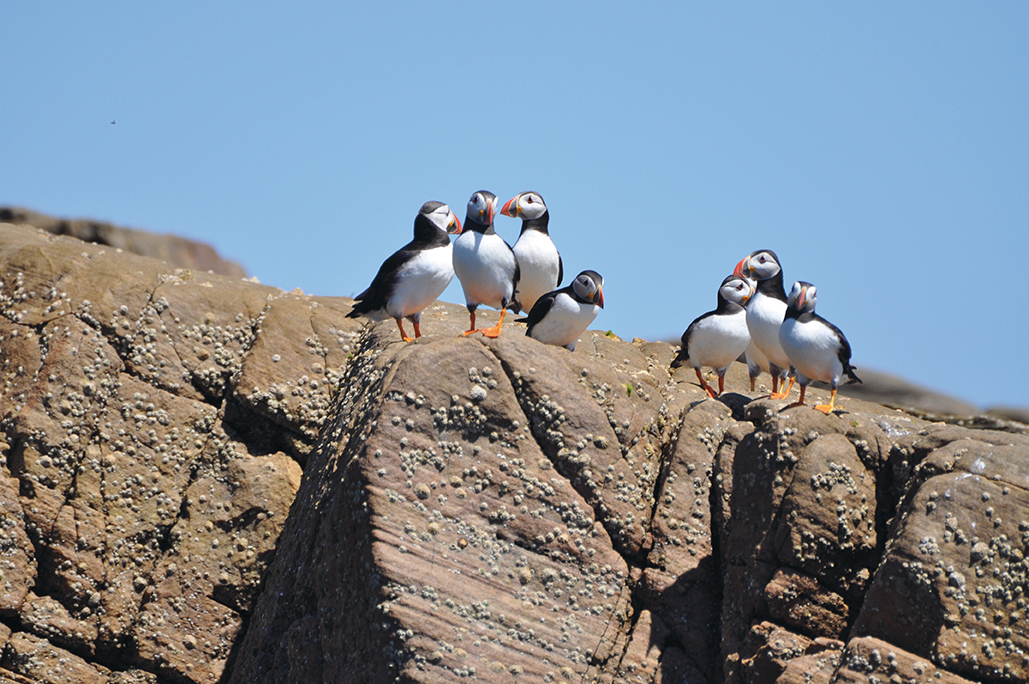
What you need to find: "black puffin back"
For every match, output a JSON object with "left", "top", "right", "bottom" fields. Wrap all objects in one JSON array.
[{"left": 347, "top": 208, "right": 448, "bottom": 317}]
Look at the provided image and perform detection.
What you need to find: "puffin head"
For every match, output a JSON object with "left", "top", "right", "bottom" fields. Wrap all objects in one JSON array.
[
  {"left": 572, "top": 270, "right": 604, "bottom": 309},
  {"left": 420, "top": 201, "right": 462, "bottom": 235},
  {"left": 787, "top": 281, "right": 817, "bottom": 313},
  {"left": 734, "top": 249, "right": 782, "bottom": 282},
  {"left": 501, "top": 191, "right": 548, "bottom": 221},
  {"left": 466, "top": 190, "right": 498, "bottom": 229},
  {"left": 719, "top": 274, "right": 754, "bottom": 306}
]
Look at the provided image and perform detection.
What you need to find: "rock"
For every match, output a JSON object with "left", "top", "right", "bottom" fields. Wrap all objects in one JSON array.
[
  {"left": 0, "top": 206, "right": 246, "bottom": 277},
  {"left": 0, "top": 223, "right": 340, "bottom": 682},
  {"left": 1, "top": 218, "right": 1027, "bottom": 684},
  {"left": 831, "top": 636, "right": 976, "bottom": 684},
  {"left": 852, "top": 429, "right": 1029, "bottom": 682},
  {"left": 835, "top": 367, "right": 979, "bottom": 416}
]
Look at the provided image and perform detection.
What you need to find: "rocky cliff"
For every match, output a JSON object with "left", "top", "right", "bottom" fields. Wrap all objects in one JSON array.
[{"left": 0, "top": 221, "right": 1025, "bottom": 684}]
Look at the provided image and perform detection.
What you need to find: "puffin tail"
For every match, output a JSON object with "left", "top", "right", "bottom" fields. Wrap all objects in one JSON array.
[
  {"left": 670, "top": 351, "right": 688, "bottom": 370},
  {"left": 844, "top": 364, "right": 862, "bottom": 385}
]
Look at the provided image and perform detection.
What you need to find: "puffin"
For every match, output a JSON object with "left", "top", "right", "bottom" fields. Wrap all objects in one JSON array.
[
  {"left": 778, "top": 281, "right": 861, "bottom": 413},
  {"left": 734, "top": 249, "right": 793, "bottom": 399},
  {"left": 744, "top": 342, "right": 771, "bottom": 392},
  {"left": 452, "top": 190, "right": 521, "bottom": 337},
  {"left": 671, "top": 274, "right": 753, "bottom": 398},
  {"left": 518, "top": 270, "right": 604, "bottom": 351},
  {"left": 346, "top": 201, "right": 462, "bottom": 341},
  {"left": 500, "top": 191, "right": 563, "bottom": 312}
]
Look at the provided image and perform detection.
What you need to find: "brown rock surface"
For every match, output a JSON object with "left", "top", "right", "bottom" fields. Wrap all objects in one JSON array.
[
  {"left": 0, "top": 207, "right": 246, "bottom": 278},
  {"left": 1, "top": 219, "right": 1027, "bottom": 684}
]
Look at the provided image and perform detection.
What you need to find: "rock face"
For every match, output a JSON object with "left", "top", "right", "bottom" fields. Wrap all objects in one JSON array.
[
  {"left": 0, "top": 207, "right": 247, "bottom": 278},
  {"left": 0, "top": 220, "right": 1026, "bottom": 684}
]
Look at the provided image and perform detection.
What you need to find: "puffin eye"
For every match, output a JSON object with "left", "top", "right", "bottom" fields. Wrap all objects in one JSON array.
[{"left": 526, "top": 196, "right": 534, "bottom": 204}]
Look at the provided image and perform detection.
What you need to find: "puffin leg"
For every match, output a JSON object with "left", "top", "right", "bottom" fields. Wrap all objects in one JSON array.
[
  {"left": 462, "top": 310, "right": 479, "bottom": 336},
  {"left": 749, "top": 375, "right": 756, "bottom": 392},
  {"left": 479, "top": 309, "right": 508, "bottom": 339},
  {"left": 771, "top": 375, "right": 795, "bottom": 400},
  {"left": 770, "top": 374, "right": 779, "bottom": 396},
  {"left": 814, "top": 389, "right": 838, "bottom": 414},
  {"left": 717, "top": 373, "right": 726, "bottom": 397},
  {"left": 395, "top": 319, "right": 415, "bottom": 343},
  {"left": 787, "top": 384, "right": 807, "bottom": 408},
  {"left": 695, "top": 368, "right": 717, "bottom": 399},
  {"left": 412, "top": 320, "right": 422, "bottom": 338}
]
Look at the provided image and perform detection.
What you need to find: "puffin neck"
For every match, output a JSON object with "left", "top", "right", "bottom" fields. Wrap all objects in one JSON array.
[
  {"left": 464, "top": 216, "right": 495, "bottom": 236},
  {"left": 412, "top": 214, "right": 452, "bottom": 247},
  {"left": 520, "top": 213, "right": 550, "bottom": 235},
  {"left": 757, "top": 269, "right": 787, "bottom": 302},
  {"left": 714, "top": 292, "right": 744, "bottom": 315}
]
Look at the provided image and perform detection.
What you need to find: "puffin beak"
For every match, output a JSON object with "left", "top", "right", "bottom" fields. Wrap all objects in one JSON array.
[
  {"left": 449, "top": 214, "right": 462, "bottom": 235},
  {"left": 501, "top": 197, "right": 518, "bottom": 218},
  {"left": 595, "top": 285, "right": 605, "bottom": 309},
  {"left": 733, "top": 257, "right": 750, "bottom": 278},
  {"left": 487, "top": 201, "right": 495, "bottom": 225},
  {"left": 796, "top": 288, "right": 806, "bottom": 310}
]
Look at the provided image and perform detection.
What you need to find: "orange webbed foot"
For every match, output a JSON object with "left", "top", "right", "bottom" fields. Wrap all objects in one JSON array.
[
  {"left": 478, "top": 310, "right": 507, "bottom": 338},
  {"left": 814, "top": 389, "right": 838, "bottom": 414}
]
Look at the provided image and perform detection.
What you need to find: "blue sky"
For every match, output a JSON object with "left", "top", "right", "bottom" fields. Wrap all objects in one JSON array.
[{"left": 3, "top": 2, "right": 1027, "bottom": 409}]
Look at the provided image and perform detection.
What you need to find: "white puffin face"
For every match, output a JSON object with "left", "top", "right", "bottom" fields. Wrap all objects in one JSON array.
[
  {"left": 424, "top": 203, "right": 461, "bottom": 234},
  {"left": 467, "top": 191, "right": 497, "bottom": 225},
  {"left": 515, "top": 192, "right": 547, "bottom": 220},
  {"left": 720, "top": 276, "right": 754, "bottom": 305},
  {"left": 787, "top": 281, "right": 817, "bottom": 312},
  {"left": 746, "top": 250, "right": 781, "bottom": 280},
  {"left": 572, "top": 270, "right": 605, "bottom": 308}
]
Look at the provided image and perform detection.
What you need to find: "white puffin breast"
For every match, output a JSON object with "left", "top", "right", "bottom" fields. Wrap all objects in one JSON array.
[
  {"left": 513, "top": 230, "right": 560, "bottom": 311},
  {"left": 529, "top": 293, "right": 600, "bottom": 348},
  {"left": 779, "top": 317, "right": 843, "bottom": 384},
  {"left": 745, "top": 340, "right": 770, "bottom": 375},
  {"left": 453, "top": 231, "right": 517, "bottom": 309},
  {"left": 746, "top": 292, "right": 790, "bottom": 368},
  {"left": 386, "top": 244, "right": 454, "bottom": 319},
  {"left": 687, "top": 309, "right": 750, "bottom": 371}
]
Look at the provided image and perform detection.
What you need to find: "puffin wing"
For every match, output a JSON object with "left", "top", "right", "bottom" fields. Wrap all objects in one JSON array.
[
  {"left": 348, "top": 242, "right": 417, "bottom": 314},
  {"left": 516, "top": 289, "right": 558, "bottom": 334},
  {"left": 671, "top": 311, "right": 713, "bottom": 367},
  {"left": 507, "top": 237, "right": 522, "bottom": 311}
]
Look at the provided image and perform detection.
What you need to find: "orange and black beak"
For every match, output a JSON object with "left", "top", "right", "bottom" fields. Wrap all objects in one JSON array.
[
  {"left": 479, "top": 203, "right": 494, "bottom": 225},
  {"left": 795, "top": 285, "right": 808, "bottom": 311},
  {"left": 501, "top": 196, "right": 519, "bottom": 218},
  {"left": 733, "top": 256, "right": 751, "bottom": 278},
  {"left": 595, "top": 285, "right": 605, "bottom": 309},
  {"left": 448, "top": 214, "right": 462, "bottom": 235}
]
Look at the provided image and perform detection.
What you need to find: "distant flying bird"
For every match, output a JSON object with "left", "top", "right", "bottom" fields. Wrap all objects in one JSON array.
[
  {"left": 671, "top": 274, "right": 753, "bottom": 397},
  {"left": 111, "top": 120, "right": 115, "bottom": 124},
  {"left": 778, "top": 281, "right": 861, "bottom": 413},
  {"left": 453, "top": 190, "right": 520, "bottom": 338},
  {"left": 501, "top": 191, "right": 562, "bottom": 312},
  {"left": 346, "top": 201, "right": 462, "bottom": 341},
  {"left": 519, "top": 270, "right": 604, "bottom": 351},
  {"left": 734, "top": 249, "right": 793, "bottom": 398}
]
